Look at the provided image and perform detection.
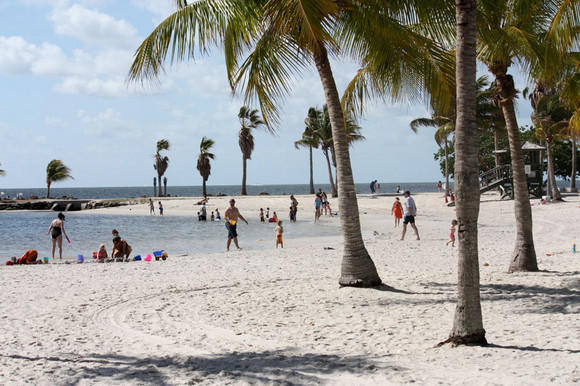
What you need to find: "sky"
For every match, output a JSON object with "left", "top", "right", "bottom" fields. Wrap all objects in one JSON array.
[{"left": 0, "top": 0, "right": 535, "bottom": 189}]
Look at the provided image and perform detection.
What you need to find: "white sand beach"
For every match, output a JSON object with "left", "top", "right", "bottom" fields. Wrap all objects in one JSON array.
[{"left": 1, "top": 192, "right": 579, "bottom": 385}]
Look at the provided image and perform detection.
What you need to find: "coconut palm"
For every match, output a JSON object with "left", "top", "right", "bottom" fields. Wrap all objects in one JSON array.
[
  {"left": 530, "top": 94, "right": 572, "bottom": 201},
  {"left": 443, "top": 0, "right": 486, "bottom": 347},
  {"left": 128, "top": 0, "right": 455, "bottom": 287},
  {"left": 294, "top": 124, "right": 319, "bottom": 195},
  {"left": 474, "top": 0, "right": 557, "bottom": 273},
  {"left": 46, "top": 160, "right": 73, "bottom": 199},
  {"left": 154, "top": 139, "right": 170, "bottom": 197},
  {"left": 197, "top": 136, "right": 216, "bottom": 197},
  {"left": 238, "top": 106, "right": 265, "bottom": 195}
]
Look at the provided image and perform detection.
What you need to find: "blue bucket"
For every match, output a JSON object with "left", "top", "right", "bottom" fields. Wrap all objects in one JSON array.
[
  {"left": 77, "top": 254, "right": 84, "bottom": 263},
  {"left": 134, "top": 255, "right": 142, "bottom": 261}
]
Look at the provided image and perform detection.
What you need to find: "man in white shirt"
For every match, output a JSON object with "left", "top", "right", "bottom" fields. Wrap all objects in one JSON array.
[{"left": 400, "top": 190, "right": 420, "bottom": 241}]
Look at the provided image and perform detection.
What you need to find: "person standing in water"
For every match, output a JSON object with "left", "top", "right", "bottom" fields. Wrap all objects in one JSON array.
[
  {"left": 149, "top": 198, "right": 155, "bottom": 215},
  {"left": 47, "top": 212, "right": 70, "bottom": 260},
  {"left": 400, "top": 191, "right": 420, "bottom": 241},
  {"left": 224, "top": 199, "right": 248, "bottom": 251},
  {"left": 158, "top": 201, "right": 164, "bottom": 216}
]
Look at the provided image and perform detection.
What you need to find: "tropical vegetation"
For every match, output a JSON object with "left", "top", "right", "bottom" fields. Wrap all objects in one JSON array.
[
  {"left": 294, "top": 122, "right": 319, "bottom": 195},
  {"left": 154, "top": 139, "right": 170, "bottom": 197},
  {"left": 238, "top": 106, "right": 266, "bottom": 195},
  {"left": 197, "top": 136, "right": 216, "bottom": 197},
  {"left": 46, "top": 159, "right": 73, "bottom": 199}
]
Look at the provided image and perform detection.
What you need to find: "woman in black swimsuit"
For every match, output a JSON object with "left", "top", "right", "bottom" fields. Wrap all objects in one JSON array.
[{"left": 47, "top": 212, "right": 70, "bottom": 261}]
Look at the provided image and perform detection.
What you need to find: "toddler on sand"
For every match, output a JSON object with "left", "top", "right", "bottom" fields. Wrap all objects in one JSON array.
[
  {"left": 97, "top": 243, "right": 108, "bottom": 263},
  {"left": 275, "top": 220, "right": 284, "bottom": 248},
  {"left": 446, "top": 219, "right": 458, "bottom": 247}
]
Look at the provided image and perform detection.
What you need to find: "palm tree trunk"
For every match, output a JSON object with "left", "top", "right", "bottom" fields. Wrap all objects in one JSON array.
[
  {"left": 445, "top": 0, "right": 486, "bottom": 346},
  {"left": 309, "top": 145, "right": 315, "bottom": 194},
  {"left": 495, "top": 82, "right": 538, "bottom": 272},
  {"left": 157, "top": 175, "right": 162, "bottom": 197},
  {"left": 47, "top": 181, "right": 51, "bottom": 199},
  {"left": 323, "top": 148, "right": 337, "bottom": 198},
  {"left": 546, "top": 141, "right": 562, "bottom": 200},
  {"left": 313, "top": 43, "right": 381, "bottom": 287},
  {"left": 444, "top": 141, "right": 450, "bottom": 198},
  {"left": 202, "top": 179, "right": 207, "bottom": 197},
  {"left": 331, "top": 147, "right": 338, "bottom": 197},
  {"left": 241, "top": 157, "right": 248, "bottom": 195},
  {"left": 571, "top": 137, "right": 576, "bottom": 190}
]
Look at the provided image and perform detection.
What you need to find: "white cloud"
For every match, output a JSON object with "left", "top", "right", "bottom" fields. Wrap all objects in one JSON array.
[
  {"left": 44, "top": 116, "right": 69, "bottom": 128},
  {"left": 50, "top": 4, "right": 139, "bottom": 49}
]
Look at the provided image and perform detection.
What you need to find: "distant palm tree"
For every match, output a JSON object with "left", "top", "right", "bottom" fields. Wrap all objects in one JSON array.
[
  {"left": 238, "top": 106, "right": 265, "bottom": 195},
  {"left": 295, "top": 125, "right": 319, "bottom": 195},
  {"left": 197, "top": 136, "right": 215, "bottom": 197},
  {"left": 154, "top": 139, "right": 170, "bottom": 197},
  {"left": 0, "top": 163, "right": 5, "bottom": 176},
  {"left": 46, "top": 160, "right": 73, "bottom": 198}
]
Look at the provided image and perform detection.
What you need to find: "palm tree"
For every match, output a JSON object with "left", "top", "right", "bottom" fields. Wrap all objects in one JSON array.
[
  {"left": 238, "top": 106, "right": 265, "bottom": 195},
  {"left": 46, "top": 160, "right": 73, "bottom": 199},
  {"left": 475, "top": 0, "right": 554, "bottom": 273},
  {"left": 444, "top": 0, "right": 486, "bottom": 347},
  {"left": 197, "top": 136, "right": 216, "bottom": 197},
  {"left": 0, "top": 163, "right": 5, "bottom": 176},
  {"left": 294, "top": 124, "right": 319, "bottom": 195},
  {"left": 304, "top": 107, "right": 337, "bottom": 197},
  {"left": 128, "top": 1, "right": 453, "bottom": 287},
  {"left": 530, "top": 93, "right": 571, "bottom": 201},
  {"left": 154, "top": 139, "right": 170, "bottom": 197}
]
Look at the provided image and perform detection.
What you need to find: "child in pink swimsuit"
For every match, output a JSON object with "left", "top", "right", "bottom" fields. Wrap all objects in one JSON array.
[{"left": 446, "top": 219, "right": 458, "bottom": 247}]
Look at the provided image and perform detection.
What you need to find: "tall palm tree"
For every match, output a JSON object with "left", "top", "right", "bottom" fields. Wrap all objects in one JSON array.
[
  {"left": 46, "top": 160, "right": 73, "bottom": 199},
  {"left": 197, "top": 136, "right": 216, "bottom": 197},
  {"left": 304, "top": 107, "right": 337, "bottom": 197},
  {"left": 294, "top": 124, "right": 319, "bottom": 195},
  {"left": 128, "top": 1, "right": 453, "bottom": 287},
  {"left": 530, "top": 93, "right": 572, "bottom": 201},
  {"left": 154, "top": 139, "right": 170, "bottom": 197},
  {"left": 445, "top": 0, "right": 486, "bottom": 347},
  {"left": 238, "top": 106, "right": 265, "bottom": 195},
  {"left": 475, "top": 0, "right": 554, "bottom": 273}
]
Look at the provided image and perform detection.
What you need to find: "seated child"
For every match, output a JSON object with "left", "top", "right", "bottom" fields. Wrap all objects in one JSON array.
[
  {"left": 275, "top": 220, "right": 284, "bottom": 248},
  {"left": 97, "top": 243, "right": 108, "bottom": 262}
]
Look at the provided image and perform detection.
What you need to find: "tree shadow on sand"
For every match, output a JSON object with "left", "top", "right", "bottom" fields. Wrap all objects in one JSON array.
[{"left": 2, "top": 350, "right": 404, "bottom": 385}]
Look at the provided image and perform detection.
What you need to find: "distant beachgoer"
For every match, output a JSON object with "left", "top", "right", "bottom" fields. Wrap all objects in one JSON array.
[
  {"left": 400, "top": 191, "right": 420, "bottom": 241},
  {"left": 447, "top": 219, "right": 458, "bottom": 247},
  {"left": 437, "top": 181, "right": 443, "bottom": 193},
  {"left": 396, "top": 185, "right": 401, "bottom": 193},
  {"left": 391, "top": 197, "right": 403, "bottom": 227},
  {"left": 314, "top": 195, "right": 322, "bottom": 222},
  {"left": 321, "top": 191, "right": 329, "bottom": 215},
  {"left": 215, "top": 209, "right": 221, "bottom": 220},
  {"left": 211, "top": 211, "right": 215, "bottom": 221},
  {"left": 370, "top": 180, "right": 377, "bottom": 193},
  {"left": 260, "top": 208, "right": 265, "bottom": 222},
  {"left": 266, "top": 208, "right": 270, "bottom": 219},
  {"left": 290, "top": 195, "right": 298, "bottom": 222},
  {"left": 97, "top": 244, "right": 108, "bottom": 262},
  {"left": 200, "top": 203, "right": 207, "bottom": 221},
  {"left": 197, "top": 211, "right": 201, "bottom": 221},
  {"left": 289, "top": 206, "right": 295, "bottom": 222},
  {"left": 112, "top": 229, "right": 120, "bottom": 240},
  {"left": 158, "top": 201, "right": 164, "bottom": 216},
  {"left": 377, "top": 183, "right": 381, "bottom": 193},
  {"left": 112, "top": 236, "right": 132, "bottom": 261},
  {"left": 275, "top": 220, "right": 284, "bottom": 248},
  {"left": 269, "top": 212, "right": 278, "bottom": 223},
  {"left": 149, "top": 198, "right": 155, "bottom": 215},
  {"left": 224, "top": 199, "right": 248, "bottom": 251},
  {"left": 47, "top": 212, "right": 70, "bottom": 261}
]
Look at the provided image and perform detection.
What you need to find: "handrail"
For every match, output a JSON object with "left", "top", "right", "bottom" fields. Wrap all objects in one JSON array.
[{"left": 480, "top": 164, "right": 511, "bottom": 187}]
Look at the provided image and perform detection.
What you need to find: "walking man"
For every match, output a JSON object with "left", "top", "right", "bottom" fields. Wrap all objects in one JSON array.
[
  {"left": 224, "top": 199, "right": 248, "bottom": 251},
  {"left": 370, "top": 180, "right": 377, "bottom": 193},
  {"left": 400, "top": 191, "right": 420, "bottom": 241}
]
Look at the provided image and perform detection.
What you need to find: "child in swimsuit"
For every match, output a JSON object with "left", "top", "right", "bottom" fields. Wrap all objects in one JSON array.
[
  {"left": 97, "top": 243, "right": 108, "bottom": 263},
  {"left": 446, "top": 219, "right": 458, "bottom": 247},
  {"left": 392, "top": 198, "right": 403, "bottom": 227},
  {"left": 215, "top": 209, "right": 221, "bottom": 220},
  {"left": 275, "top": 220, "right": 284, "bottom": 248},
  {"left": 260, "top": 208, "right": 265, "bottom": 222},
  {"left": 289, "top": 206, "right": 295, "bottom": 222}
]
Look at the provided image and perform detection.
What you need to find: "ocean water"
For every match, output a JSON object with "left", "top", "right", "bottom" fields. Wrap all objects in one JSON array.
[
  {"left": 0, "top": 182, "right": 441, "bottom": 200},
  {"left": 0, "top": 211, "right": 341, "bottom": 263}
]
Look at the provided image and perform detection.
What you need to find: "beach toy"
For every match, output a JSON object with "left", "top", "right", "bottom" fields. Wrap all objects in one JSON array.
[
  {"left": 573, "top": 243, "right": 577, "bottom": 253},
  {"left": 43, "top": 257, "right": 49, "bottom": 264},
  {"left": 134, "top": 255, "right": 142, "bottom": 261},
  {"left": 161, "top": 251, "right": 168, "bottom": 261},
  {"left": 144, "top": 254, "right": 152, "bottom": 262},
  {"left": 153, "top": 250, "right": 163, "bottom": 261},
  {"left": 77, "top": 254, "right": 84, "bottom": 263},
  {"left": 92, "top": 252, "right": 98, "bottom": 259}
]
